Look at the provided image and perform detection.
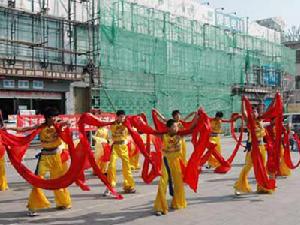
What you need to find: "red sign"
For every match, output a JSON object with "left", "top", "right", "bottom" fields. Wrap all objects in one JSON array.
[{"left": 17, "top": 113, "right": 116, "bottom": 131}]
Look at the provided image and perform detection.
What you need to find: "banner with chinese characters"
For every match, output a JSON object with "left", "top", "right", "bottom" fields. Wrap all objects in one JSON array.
[{"left": 16, "top": 113, "right": 116, "bottom": 131}]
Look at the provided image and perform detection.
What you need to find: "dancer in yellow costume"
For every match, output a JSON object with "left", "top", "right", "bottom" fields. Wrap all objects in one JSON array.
[
  {"left": 234, "top": 108, "right": 274, "bottom": 195},
  {"left": 0, "top": 156, "right": 8, "bottom": 191},
  {"left": 154, "top": 119, "right": 190, "bottom": 216},
  {"left": 93, "top": 127, "right": 110, "bottom": 174},
  {"left": 104, "top": 110, "right": 136, "bottom": 195},
  {"left": 207, "top": 111, "right": 224, "bottom": 169},
  {"left": 0, "top": 140, "right": 8, "bottom": 191},
  {"left": 154, "top": 109, "right": 195, "bottom": 165},
  {"left": 266, "top": 119, "right": 291, "bottom": 177},
  {"left": 278, "top": 123, "right": 291, "bottom": 177},
  {"left": 6, "top": 107, "right": 72, "bottom": 216},
  {"left": 0, "top": 112, "right": 8, "bottom": 191}
]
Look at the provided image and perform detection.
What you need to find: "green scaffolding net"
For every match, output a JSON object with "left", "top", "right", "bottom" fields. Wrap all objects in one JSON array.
[{"left": 97, "top": 0, "right": 295, "bottom": 120}]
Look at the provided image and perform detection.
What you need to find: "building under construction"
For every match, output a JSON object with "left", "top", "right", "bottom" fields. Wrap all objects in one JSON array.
[
  {"left": 0, "top": 0, "right": 97, "bottom": 119},
  {"left": 0, "top": 0, "right": 296, "bottom": 119}
]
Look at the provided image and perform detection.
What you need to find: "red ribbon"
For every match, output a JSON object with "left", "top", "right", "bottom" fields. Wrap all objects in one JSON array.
[
  {"left": 0, "top": 126, "right": 88, "bottom": 190},
  {"left": 243, "top": 96, "right": 276, "bottom": 190}
]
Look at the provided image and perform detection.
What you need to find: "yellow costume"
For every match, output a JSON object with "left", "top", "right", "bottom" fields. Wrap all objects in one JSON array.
[
  {"left": 208, "top": 118, "right": 222, "bottom": 168},
  {"left": 279, "top": 145, "right": 291, "bottom": 177},
  {"left": 94, "top": 127, "right": 109, "bottom": 173},
  {"left": 129, "top": 133, "right": 144, "bottom": 171},
  {"left": 272, "top": 127, "right": 291, "bottom": 177},
  {"left": 177, "top": 122, "right": 187, "bottom": 165},
  {"left": 27, "top": 126, "right": 72, "bottom": 211},
  {"left": 234, "top": 121, "right": 273, "bottom": 194},
  {"left": 107, "top": 122, "right": 135, "bottom": 191},
  {"left": 0, "top": 155, "right": 8, "bottom": 191},
  {"left": 154, "top": 134, "right": 186, "bottom": 214}
]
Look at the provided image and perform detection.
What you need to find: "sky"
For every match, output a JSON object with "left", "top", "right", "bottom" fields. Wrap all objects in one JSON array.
[{"left": 208, "top": 0, "right": 299, "bottom": 28}]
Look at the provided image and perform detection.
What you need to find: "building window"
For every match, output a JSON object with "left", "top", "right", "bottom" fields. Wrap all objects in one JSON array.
[
  {"left": 3, "top": 80, "right": 15, "bottom": 88},
  {"left": 18, "top": 80, "right": 29, "bottom": 89},
  {"left": 33, "top": 80, "right": 44, "bottom": 89},
  {"left": 296, "top": 50, "right": 300, "bottom": 64},
  {"left": 296, "top": 76, "right": 300, "bottom": 89}
]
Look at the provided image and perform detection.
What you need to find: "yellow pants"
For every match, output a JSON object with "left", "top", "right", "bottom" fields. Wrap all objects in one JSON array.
[
  {"left": 0, "top": 156, "right": 8, "bottom": 191},
  {"left": 181, "top": 138, "right": 187, "bottom": 165},
  {"left": 107, "top": 144, "right": 135, "bottom": 190},
  {"left": 208, "top": 136, "right": 222, "bottom": 168},
  {"left": 94, "top": 138, "right": 109, "bottom": 174},
  {"left": 234, "top": 145, "right": 273, "bottom": 193},
  {"left": 130, "top": 152, "right": 140, "bottom": 171},
  {"left": 27, "top": 153, "right": 72, "bottom": 211},
  {"left": 154, "top": 152, "right": 186, "bottom": 214},
  {"left": 279, "top": 146, "right": 291, "bottom": 177}
]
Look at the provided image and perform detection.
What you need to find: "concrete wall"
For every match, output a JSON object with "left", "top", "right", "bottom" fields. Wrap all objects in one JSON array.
[
  {"left": 65, "top": 81, "right": 89, "bottom": 114},
  {"left": 288, "top": 103, "right": 300, "bottom": 113}
]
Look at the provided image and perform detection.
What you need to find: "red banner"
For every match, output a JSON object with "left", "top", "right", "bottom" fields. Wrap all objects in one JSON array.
[{"left": 16, "top": 113, "right": 116, "bottom": 131}]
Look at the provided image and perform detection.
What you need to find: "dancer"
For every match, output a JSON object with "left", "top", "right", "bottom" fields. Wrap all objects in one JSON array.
[
  {"left": 4, "top": 107, "right": 72, "bottom": 216},
  {"left": 104, "top": 110, "right": 136, "bottom": 195},
  {"left": 207, "top": 111, "right": 224, "bottom": 169},
  {"left": 154, "top": 119, "right": 191, "bottom": 216},
  {"left": 234, "top": 107, "right": 274, "bottom": 195},
  {"left": 153, "top": 109, "right": 195, "bottom": 164}
]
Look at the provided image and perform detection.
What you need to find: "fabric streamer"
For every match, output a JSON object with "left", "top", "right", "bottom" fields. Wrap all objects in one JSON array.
[
  {"left": 0, "top": 126, "right": 88, "bottom": 190},
  {"left": 243, "top": 97, "right": 276, "bottom": 190}
]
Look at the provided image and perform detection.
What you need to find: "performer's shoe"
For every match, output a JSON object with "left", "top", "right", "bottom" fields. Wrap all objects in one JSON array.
[
  {"left": 155, "top": 212, "right": 162, "bottom": 216},
  {"left": 124, "top": 188, "right": 136, "bottom": 194},
  {"left": 56, "top": 206, "right": 71, "bottom": 210},
  {"left": 234, "top": 190, "right": 241, "bottom": 196},
  {"left": 205, "top": 165, "right": 211, "bottom": 169},
  {"left": 257, "top": 190, "right": 272, "bottom": 195},
  {"left": 103, "top": 189, "right": 111, "bottom": 197},
  {"left": 27, "top": 211, "right": 38, "bottom": 217}
]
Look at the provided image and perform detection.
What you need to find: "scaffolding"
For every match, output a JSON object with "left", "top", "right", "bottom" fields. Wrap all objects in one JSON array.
[
  {"left": 0, "top": 0, "right": 98, "bottom": 72},
  {"left": 96, "top": 0, "right": 296, "bottom": 118}
]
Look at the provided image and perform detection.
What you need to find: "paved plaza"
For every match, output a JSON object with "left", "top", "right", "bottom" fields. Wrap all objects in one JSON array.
[{"left": 0, "top": 137, "right": 299, "bottom": 225}]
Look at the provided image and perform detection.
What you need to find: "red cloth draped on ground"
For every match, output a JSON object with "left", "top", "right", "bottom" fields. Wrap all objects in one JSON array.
[
  {"left": 0, "top": 126, "right": 88, "bottom": 190},
  {"left": 282, "top": 131, "right": 300, "bottom": 169},
  {"left": 243, "top": 97, "right": 276, "bottom": 190}
]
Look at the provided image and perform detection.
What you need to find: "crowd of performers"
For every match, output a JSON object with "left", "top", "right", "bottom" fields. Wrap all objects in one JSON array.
[{"left": 0, "top": 93, "right": 299, "bottom": 217}]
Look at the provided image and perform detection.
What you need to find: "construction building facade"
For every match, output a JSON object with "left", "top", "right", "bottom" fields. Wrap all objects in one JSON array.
[{"left": 0, "top": 0, "right": 296, "bottom": 120}]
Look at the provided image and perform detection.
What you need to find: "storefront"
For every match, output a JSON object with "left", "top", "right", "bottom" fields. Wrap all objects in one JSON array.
[
  {"left": 0, "top": 78, "right": 71, "bottom": 119},
  {"left": 0, "top": 90, "right": 65, "bottom": 119}
]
